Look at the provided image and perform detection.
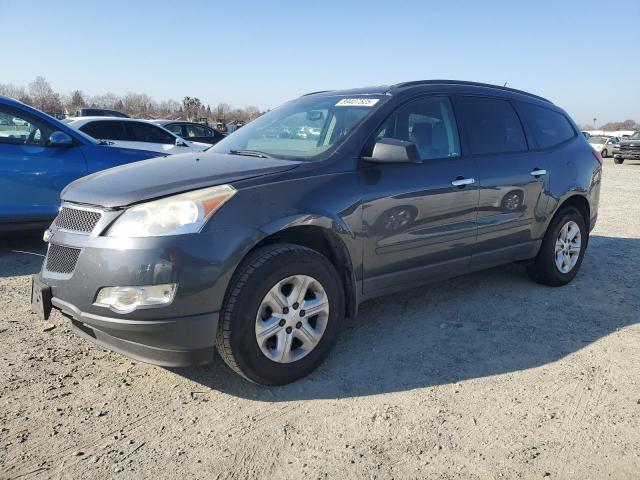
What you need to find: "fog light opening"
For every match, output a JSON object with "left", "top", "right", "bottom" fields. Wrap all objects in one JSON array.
[{"left": 94, "top": 284, "right": 177, "bottom": 314}]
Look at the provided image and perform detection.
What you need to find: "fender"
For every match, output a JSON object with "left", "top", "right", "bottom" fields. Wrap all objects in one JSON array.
[{"left": 215, "top": 211, "right": 362, "bottom": 318}]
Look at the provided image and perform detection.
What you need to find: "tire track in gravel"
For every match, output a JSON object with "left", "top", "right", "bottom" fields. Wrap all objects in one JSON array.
[
  {"left": 556, "top": 361, "right": 605, "bottom": 478},
  {"left": 50, "top": 399, "right": 302, "bottom": 479},
  {"left": 4, "top": 412, "right": 157, "bottom": 479}
]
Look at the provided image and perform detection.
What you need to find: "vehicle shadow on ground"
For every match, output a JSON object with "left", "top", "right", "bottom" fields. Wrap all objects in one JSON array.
[
  {"left": 174, "top": 235, "right": 639, "bottom": 400},
  {"left": 0, "top": 231, "right": 46, "bottom": 278}
]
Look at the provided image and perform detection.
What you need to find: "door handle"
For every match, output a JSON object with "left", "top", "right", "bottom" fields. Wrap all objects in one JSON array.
[
  {"left": 451, "top": 177, "right": 475, "bottom": 187},
  {"left": 530, "top": 169, "right": 547, "bottom": 177}
]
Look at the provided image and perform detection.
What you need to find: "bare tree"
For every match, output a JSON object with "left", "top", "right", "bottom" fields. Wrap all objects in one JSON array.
[
  {"left": 0, "top": 83, "right": 31, "bottom": 104},
  {"left": 4, "top": 76, "right": 268, "bottom": 127},
  {"left": 65, "top": 90, "right": 86, "bottom": 114},
  {"left": 244, "top": 106, "right": 262, "bottom": 121},
  {"left": 28, "top": 76, "right": 63, "bottom": 113},
  {"left": 599, "top": 119, "right": 640, "bottom": 131},
  {"left": 183, "top": 96, "right": 203, "bottom": 121},
  {"left": 215, "top": 102, "right": 231, "bottom": 120}
]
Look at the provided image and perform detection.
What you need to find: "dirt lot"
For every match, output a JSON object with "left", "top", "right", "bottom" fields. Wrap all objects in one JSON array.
[{"left": 1, "top": 158, "right": 639, "bottom": 480}]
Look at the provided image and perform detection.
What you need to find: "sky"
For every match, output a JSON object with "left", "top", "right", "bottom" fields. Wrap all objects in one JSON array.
[{"left": 1, "top": 0, "right": 639, "bottom": 126}]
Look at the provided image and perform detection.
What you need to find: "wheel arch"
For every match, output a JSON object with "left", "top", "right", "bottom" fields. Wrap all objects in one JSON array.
[
  {"left": 222, "top": 213, "right": 360, "bottom": 321},
  {"left": 554, "top": 194, "right": 590, "bottom": 228},
  {"left": 251, "top": 224, "right": 358, "bottom": 320}
]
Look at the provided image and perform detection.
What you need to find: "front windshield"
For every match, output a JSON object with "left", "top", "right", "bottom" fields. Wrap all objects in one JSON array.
[
  {"left": 209, "top": 94, "right": 386, "bottom": 161},
  {"left": 630, "top": 132, "right": 640, "bottom": 140},
  {"left": 588, "top": 136, "right": 608, "bottom": 144}
]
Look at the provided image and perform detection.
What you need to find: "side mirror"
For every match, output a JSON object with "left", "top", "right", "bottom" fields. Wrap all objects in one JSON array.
[
  {"left": 364, "top": 138, "right": 421, "bottom": 164},
  {"left": 48, "top": 131, "right": 73, "bottom": 147},
  {"left": 175, "top": 138, "right": 189, "bottom": 147}
]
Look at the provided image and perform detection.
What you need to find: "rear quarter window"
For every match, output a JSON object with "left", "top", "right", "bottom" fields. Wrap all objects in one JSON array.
[{"left": 518, "top": 102, "right": 575, "bottom": 149}]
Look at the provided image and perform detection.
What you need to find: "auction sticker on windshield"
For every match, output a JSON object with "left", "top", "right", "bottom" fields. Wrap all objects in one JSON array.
[{"left": 335, "top": 98, "right": 379, "bottom": 107}]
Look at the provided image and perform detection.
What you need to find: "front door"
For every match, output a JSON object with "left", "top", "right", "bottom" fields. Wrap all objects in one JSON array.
[
  {"left": 0, "top": 106, "right": 87, "bottom": 224},
  {"left": 361, "top": 96, "right": 479, "bottom": 295}
]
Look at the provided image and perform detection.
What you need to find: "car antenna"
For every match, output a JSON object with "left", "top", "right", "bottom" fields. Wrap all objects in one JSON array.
[{"left": 503, "top": 81, "right": 508, "bottom": 87}]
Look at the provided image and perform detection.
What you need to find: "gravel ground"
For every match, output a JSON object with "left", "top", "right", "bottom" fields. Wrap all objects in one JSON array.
[{"left": 1, "top": 158, "right": 639, "bottom": 480}]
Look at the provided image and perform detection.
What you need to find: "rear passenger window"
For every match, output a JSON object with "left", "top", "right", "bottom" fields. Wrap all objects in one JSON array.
[
  {"left": 127, "top": 122, "right": 176, "bottom": 144},
  {"left": 457, "top": 97, "right": 527, "bottom": 155},
  {"left": 518, "top": 102, "right": 575, "bottom": 149},
  {"left": 375, "top": 96, "right": 461, "bottom": 160},
  {"left": 80, "top": 121, "right": 128, "bottom": 141},
  {"left": 165, "top": 124, "right": 184, "bottom": 136}
]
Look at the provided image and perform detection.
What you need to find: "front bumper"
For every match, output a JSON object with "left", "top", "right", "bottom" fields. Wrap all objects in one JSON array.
[
  {"left": 52, "top": 296, "right": 218, "bottom": 366},
  {"left": 35, "top": 202, "right": 251, "bottom": 366}
]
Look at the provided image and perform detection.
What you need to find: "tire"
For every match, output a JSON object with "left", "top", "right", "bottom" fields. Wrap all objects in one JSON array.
[
  {"left": 601, "top": 149, "right": 608, "bottom": 158},
  {"left": 614, "top": 157, "right": 624, "bottom": 164},
  {"left": 527, "top": 207, "right": 588, "bottom": 287},
  {"left": 216, "top": 244, "right": 345, "bottom": 385}
]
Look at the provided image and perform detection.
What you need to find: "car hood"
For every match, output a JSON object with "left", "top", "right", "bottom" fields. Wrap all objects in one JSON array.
[
  {"left": 620, "top": 140, "right": 639, "bottom": 146},
  {"left": 62, "top": 151, "right": 302, "bottom": 207}
]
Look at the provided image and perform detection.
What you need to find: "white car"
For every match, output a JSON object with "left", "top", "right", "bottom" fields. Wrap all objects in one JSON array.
[
  {"left": 65, "top": 117, "right": 210, "bottom": 154},
  {"left": 588, "top": 135, "right": 619, "bottom": 158}
]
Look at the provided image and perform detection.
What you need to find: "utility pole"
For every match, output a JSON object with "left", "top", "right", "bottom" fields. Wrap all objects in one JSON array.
[{"left": 593, "top": 117, "right": 597, "bottom": 129}]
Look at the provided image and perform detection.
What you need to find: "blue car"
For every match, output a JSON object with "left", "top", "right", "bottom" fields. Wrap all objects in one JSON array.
[{"left": 0, "top": 96, "right": 165, "bottom": 231}]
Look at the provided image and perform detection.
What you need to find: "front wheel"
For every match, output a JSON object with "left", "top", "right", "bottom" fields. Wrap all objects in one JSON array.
[
  {"left": 601, "top": 149, "right": 608, "bottom": 158},
  {"left": 216, "top": 244, "right": 345, "bottom": 385},
  {"left": 614, "top": 157, "right": 624, "bottom": 164},
  {"left": 527, "top": 207, "right": 588, "bottom": 286}
]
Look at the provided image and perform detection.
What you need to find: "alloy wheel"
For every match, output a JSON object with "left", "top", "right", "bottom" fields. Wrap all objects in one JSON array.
[{"left": 554, "top": 220, "right": 581, "bottom": 274}]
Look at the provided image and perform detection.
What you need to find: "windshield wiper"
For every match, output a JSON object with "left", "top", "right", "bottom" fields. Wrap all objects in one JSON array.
[{"left": 228, "top": 149, "right": 272, "bottom": 158}]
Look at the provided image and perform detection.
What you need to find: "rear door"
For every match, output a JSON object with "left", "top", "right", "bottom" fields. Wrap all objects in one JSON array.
[
  {"left": 0, "top": 105, "right": 87, "bottom": 224},
  {"left": 164, "top": 123, "right": 186, "bottom": 138},
  {"left": 455, "top": 96, "right": 550, "bottom": 268},
  {"left": 79, "top": 119, "right": 130, "bottom": 144},
  {"left": 183, "top": 123, "right": 211, "bottom": 143},
  {"left": 124, "top": 121, "right": 181, "bottom": 153},
  {"left": 361, "top": 96, "right": 479, "bottom": 295}
]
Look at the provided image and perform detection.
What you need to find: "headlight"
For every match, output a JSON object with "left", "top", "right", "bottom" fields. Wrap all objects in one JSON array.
[{"left": 107, "top": 184, "right": 236, "bottom": 237}]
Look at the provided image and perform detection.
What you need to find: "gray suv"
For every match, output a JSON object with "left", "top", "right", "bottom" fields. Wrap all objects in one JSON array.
[{"left": 32, "top": 80, "right": 602, "bottom": 385}]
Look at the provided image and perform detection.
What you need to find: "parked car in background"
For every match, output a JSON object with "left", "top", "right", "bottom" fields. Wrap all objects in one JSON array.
[
  {"left": 77, "top": 108, "right": 129, "bottom": 118},
  {"left": 32, "top": 80, "right": 601, "bottom": 385},
  {"left": 581, "top": 131, "right": 591, "bottom": 139},
  {"left": 588, "top": 135, "right": 619, "bottom": 158},
  {"left": 613, "top": 131, "right": 640, "bottom": 164},
  {"left": 151, "top": 120, "right": 226, "bottom": 145},
  {"left": 0, "top": 96, "right": 164, "bottom": 230},
  {"left": 65, "top": 117, "right": 210, "bottom": 155}
]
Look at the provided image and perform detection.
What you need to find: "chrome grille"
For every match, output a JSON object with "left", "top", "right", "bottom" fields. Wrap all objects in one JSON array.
[
  {"left": 619, "top": 144, "right": 640, "bottom": 151},
  {"left": 45, "top": 245, "right": 81, "bottom": 274},
  {"left": 55, "top": 207, "right": 101, "bottom": 233}
]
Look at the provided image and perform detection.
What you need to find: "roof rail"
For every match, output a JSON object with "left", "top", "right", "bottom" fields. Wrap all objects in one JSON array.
[
  {"left": 389, "top": 80, "right": 552, "bottom": 104},
  {"left": 301, "top": 90, "right": 334, "bottom": 97}
]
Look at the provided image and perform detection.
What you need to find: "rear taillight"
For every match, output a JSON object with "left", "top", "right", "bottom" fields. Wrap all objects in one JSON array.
[{"left": 592, "top": 150, "right": 603, "bottom": 165}]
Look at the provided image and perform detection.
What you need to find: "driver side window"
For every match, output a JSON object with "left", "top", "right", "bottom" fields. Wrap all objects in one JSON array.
[
  {"left": 375, "top": 97, "right": 461, "bottom": 160},
  {"left": 0, "top": 108, "right": 52, "bottom": 146}
]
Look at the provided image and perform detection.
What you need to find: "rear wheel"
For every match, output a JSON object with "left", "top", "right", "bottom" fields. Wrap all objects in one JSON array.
[
  {"left": 614, "top": 157, "right": 624, "bottom": 164},
  {"left": 601, "top": 149, "right": 608, "bottom": 158},
  {"left": 216, "top": 244, "right": 344, "bottom": 385},
  {"left": 527, "top": 207, "right": 587, "bottom": 286}
]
